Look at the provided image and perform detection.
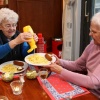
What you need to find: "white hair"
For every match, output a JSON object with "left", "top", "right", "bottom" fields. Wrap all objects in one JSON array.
[
  {"left": 0, "top": 8, "right": 19, "bottom": 24},
  {"left": 91, "top": 12, "right": 100, "bottom": 26}
]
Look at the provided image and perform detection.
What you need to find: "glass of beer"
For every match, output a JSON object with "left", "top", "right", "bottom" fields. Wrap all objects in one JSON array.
[{"left": 38, "top": 68, "right": 48, "bottom": 84}]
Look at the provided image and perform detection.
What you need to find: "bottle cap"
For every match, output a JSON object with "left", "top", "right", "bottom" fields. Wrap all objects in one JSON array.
[{"left": 38, "top": 33, "right": 42, "bottom": 38}]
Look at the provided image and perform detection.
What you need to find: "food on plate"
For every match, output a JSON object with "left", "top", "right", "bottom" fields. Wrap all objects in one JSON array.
[
  {"left": 1, "top": 64, "right": 18, "bottom": 73},
  {"left": 45, "top": 53, "right": 52, "bottom": 61},
  {"left": 13, "top": 60, "right": 24, "bottom": 66},
  {"left": 26, "top": 70, "right": 38, "bottom": 79},
  {"left": 26, "top": 54, "right": 50, "bottom": 64},
  {"left": 2, "top": 72, "right": 14, "bottom": 82},
  {"left": 1, "top": 62, "right": 25, "bottom": 73},
  {"left": 13, "top": 60, "right": 24, "bottom": 71},
  {"left": 17, "top": 66, "right": 24, "bottom": 71}
]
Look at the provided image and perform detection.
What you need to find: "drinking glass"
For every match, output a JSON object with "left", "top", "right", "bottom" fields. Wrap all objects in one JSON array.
[
  {"left": 10, "top": 80, "right": 23, "bottom": 95},
  {"left": 0, "top": 96, "right": 8, "bottom": 100},
  {"left": 38, "top": 68, "right": 48, "bottom": 84}
]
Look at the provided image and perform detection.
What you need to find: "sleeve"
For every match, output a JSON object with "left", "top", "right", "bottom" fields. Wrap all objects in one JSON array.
[
  {"left": 60, "top": 68, "right": 99, "bottom": 89},
  {"left": 59, "top": 43, "right": 91, "bottom": 72},
  {"left": 59, "top": 41, "right": 99, "bottom": 89},
  {"left": 22, "top": 42, "right": 35, "bottom": 57},
  {"left": 0, "top": 43, "right": 12, "bottom": 59},
  {"left": 22, "top": 42, "right": 29, "bottom": 57}
]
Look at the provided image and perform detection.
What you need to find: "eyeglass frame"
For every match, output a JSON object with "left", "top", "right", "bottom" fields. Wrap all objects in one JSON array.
[{"left": 1, "top": 23, "right": 17, "bottom": 30}]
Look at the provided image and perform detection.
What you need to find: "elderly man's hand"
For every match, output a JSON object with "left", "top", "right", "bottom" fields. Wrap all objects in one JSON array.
[{"left": 52, "top": 54, "right": 61, "bottom": 65}]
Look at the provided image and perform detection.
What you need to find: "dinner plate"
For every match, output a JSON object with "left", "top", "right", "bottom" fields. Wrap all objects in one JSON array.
[
  {"left": 25, "top": 53, "right": 56, "bottom": 66},
  {"left": 0, "top": 61, "right": 28, "bottom": 74}
]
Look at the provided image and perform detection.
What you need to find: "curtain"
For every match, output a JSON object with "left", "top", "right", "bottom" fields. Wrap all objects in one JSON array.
[{"left": 62, "top": 0, "right": 75, "bottom": 60}]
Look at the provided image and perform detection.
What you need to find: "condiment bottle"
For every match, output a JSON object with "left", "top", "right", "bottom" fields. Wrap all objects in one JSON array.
[{"left": 37, "top": 33, "right": 45, "bottom": 53}]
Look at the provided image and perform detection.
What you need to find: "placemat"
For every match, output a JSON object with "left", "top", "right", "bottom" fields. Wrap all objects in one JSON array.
[{"left": 37, "top": 73, "right": 90, "bottom": 100}]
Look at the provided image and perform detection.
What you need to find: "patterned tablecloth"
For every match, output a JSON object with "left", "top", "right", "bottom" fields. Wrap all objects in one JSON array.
[{"left": 37, "top": 73, "right": 89, "bottom": 100}]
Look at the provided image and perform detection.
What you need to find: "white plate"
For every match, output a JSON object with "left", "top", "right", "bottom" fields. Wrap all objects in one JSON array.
[
  {"left": 0, "top": 61, "right": 28, "bottom": 74},
  {"left": 25, "top": 53, "right": 56, "bottom": 66}
]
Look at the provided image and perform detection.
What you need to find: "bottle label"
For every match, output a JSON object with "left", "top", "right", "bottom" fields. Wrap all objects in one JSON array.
[{"left": 37, "top": 44, "right": 45, "bottom": 53}]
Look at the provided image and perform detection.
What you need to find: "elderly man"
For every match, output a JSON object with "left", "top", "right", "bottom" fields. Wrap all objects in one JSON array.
[{"left": 45, "top": 12, "right": 100, "bottom": 90}]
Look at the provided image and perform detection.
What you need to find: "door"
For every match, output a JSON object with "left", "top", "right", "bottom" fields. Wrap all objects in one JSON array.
[{"left": 80, "top": 0, "right": 94, "bottom": 56}]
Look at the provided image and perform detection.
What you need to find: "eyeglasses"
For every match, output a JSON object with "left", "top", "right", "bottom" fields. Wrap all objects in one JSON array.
[
  {"left": 2, "top": 23, "right": 17, "bottom": 30},
  {"left": 89, "top": 28, "right": 100, "bottom": 34}
]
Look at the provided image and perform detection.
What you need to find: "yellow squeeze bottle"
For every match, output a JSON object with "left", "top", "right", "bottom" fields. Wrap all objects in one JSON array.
[{"left": 23, "top": 25, "right": 37, "bottom": 53}]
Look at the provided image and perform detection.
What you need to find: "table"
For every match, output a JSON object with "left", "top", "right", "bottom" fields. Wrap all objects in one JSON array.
[{"left": 0, "top": 77, "right": 99, "bottom": 100}]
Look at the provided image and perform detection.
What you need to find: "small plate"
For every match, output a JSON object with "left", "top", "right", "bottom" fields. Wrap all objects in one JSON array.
[
  {"left": 25, "top": 53, "right": 56, "bottom": 66},
  {"left": 0, "top": 61, "right": 28, "bottom": 74}
]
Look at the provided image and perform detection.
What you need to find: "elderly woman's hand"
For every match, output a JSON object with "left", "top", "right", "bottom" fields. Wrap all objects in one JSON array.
[
  {"left": 9, "top": 32, "right": 34, "bottom": 49},
  {"left": 13, "top": 32, "right": 38, "bottom": 45},
  {"left": 44, "top": 63, "right": 63, "bottom": 74},
  {"left": 33, "top": 33, "right": 38, "bottom": 42},
  {"left": 14, "top": 32, "right": 33, "bottom": 44}
]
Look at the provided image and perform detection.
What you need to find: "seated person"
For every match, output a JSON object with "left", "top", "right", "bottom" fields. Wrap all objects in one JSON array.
[
  {"left": 0, "top": 8, "right": 38, "bottom": 64},
  {"left": 45, "top": 12, "right": 100, "bottom": 90}
]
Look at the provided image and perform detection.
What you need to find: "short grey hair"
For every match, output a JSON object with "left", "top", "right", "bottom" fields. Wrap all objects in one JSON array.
[
  {"left": 91, "top": 12, "right": 100, "bottom": 26},
  {"left": 0, "top": 8, "right": 19, "bottom": 24}
]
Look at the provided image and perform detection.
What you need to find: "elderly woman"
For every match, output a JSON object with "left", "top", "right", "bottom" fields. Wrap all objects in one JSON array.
[
  {"left": 45, "top": 12, "right": 100, "bottom": 90},
  {"left": 0, "top": 8, "right": 38, "bottom": 64}
]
